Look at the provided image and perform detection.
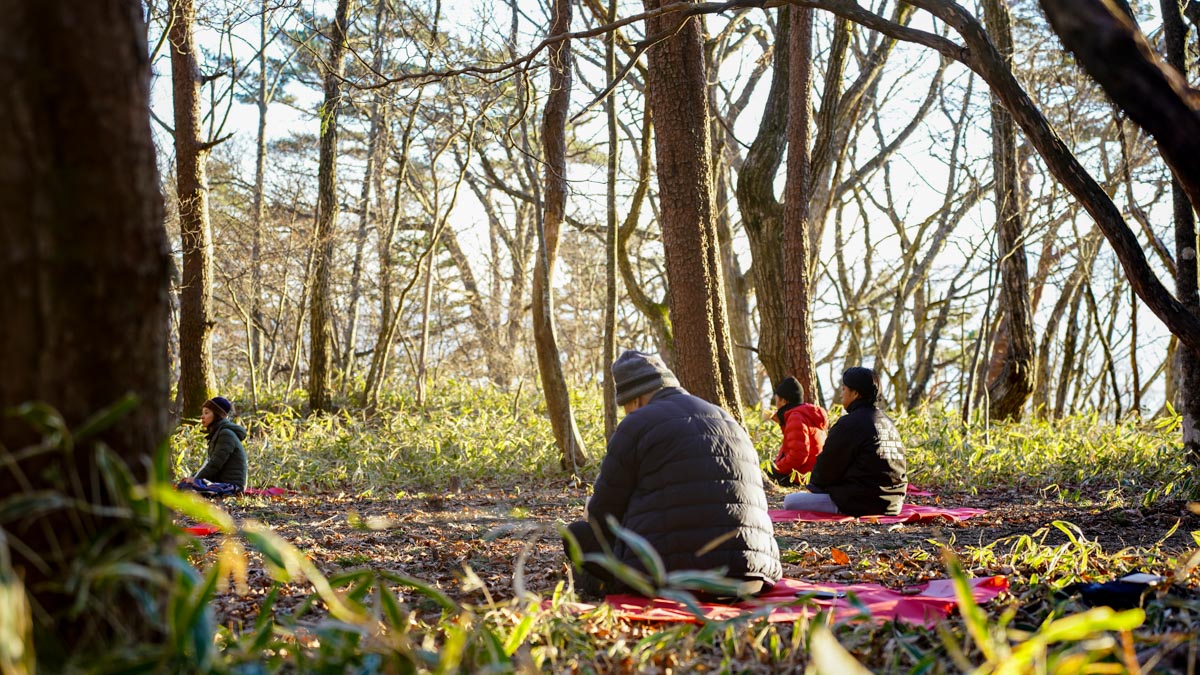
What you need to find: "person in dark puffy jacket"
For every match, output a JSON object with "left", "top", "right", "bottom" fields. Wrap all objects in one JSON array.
[
  {"left": 564, "top": 350, "right": 782, "bottom": 600},
  {"left": 765, "top": 376, "right": 828, "bottom": 486},
  {"left": 178, "top": 396, "right": 248, "bottom": 496},
  {"left": 783, "top": 367, "right": 907, "bottom": 516}
]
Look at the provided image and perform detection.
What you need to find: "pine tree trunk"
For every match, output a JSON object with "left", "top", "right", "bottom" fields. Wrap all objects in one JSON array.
[
  {"left": 308, "top": 0, "right": 350, "bottom": 412},
  {"left": 643, "top": 0, "right": 741, "bottom": 417},
  {"left": 170, "top": 0, "right": 215, "bottom": 418},
  {"left": 783, "top": 5, "right": 820, "bottom": 402},
  {"left": 0, "top": 0, "right": 170, "bottom": 654}
]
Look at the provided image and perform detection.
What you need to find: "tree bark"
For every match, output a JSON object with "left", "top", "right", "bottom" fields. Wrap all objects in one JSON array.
[
  {"left": 983, "top": 0, "right": 1036, "bottom": 421},
  {"left": 249, "top": 0, "right": 270, "bottom": 403},
  {"left": 0, "top": 0, "right": 170, "bottom": 655},
  {"left": 308, "top": 0, "right": 351, "bottom": 413},
  {"left": 169, "top": 0, "right": 215, "bottom": 419},
  {"left": 342, "top": 0, "right": 389, "bottom": 387},
  {"left": 534, "top": 0, "right": 588, "bottom": 471},
  {"left": 736, "top": 11, "right": 790, "bottom": 386},
  {"left": 603, "top": 0, "right": 620, "bottom": 438},
  {"left": 643, "top": 0, "right": 741, "bottom": 416},
  {"left": 783, "top": 5, "right": 820, "bottom": 401},
  {"left": 1158, "top": 0, "right": 1200, "bottom": 460}
]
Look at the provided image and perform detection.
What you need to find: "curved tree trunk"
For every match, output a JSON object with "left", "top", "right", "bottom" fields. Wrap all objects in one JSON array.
[
  {"left": 169, "top": 0, "right": 215, "bottom": 419},
  {"left": 0, "top": 0, "right": 170, "bottom": 656},
  {"left": 983, "top": 0, "right": 1036, "bottom": 420},
  {"left": 534, "top": 0, "right": 588, "bottom": 471},
  {"left": 308, "top": 0, "right": 351, "bottom": 413}
]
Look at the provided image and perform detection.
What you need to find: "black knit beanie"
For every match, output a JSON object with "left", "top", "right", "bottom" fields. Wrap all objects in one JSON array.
[
  {"left": 842, "top": 367, "right": 878, "bottom": 403},
  {"left": 773, "top": 376, "right": 802, "bottom": 405}
]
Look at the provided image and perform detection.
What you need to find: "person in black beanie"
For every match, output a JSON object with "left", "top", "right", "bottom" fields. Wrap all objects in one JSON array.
[
  {"left": 765, "top": 376, "right": 828, "bottom": 486},
  {"left": 563, "top": 350, "right": 781, "bottom": 601},
  {"left": 178, "top": 396, "right": 248, "bottom": 496},
  {"left": 783, "top": 367, "right": 907, "bottom": 516}
]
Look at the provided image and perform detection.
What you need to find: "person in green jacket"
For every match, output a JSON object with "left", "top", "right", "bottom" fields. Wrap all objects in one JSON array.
[{"left": 178, "top": 396, "right": 248, "bottom": 496}]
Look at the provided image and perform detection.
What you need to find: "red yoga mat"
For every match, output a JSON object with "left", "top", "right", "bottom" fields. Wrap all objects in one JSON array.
[
  {"left": 566, "top": 576, "right": 1007, "bottom": 627},
  {"left": 769, "top": 503, "right": 987, "bottom": 524},
  {"left": 244, "top": 487, "right": 295, "bottom": 497}
]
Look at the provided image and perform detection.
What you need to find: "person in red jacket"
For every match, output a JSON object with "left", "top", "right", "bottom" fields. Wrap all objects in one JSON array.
[{"left": 765, "top": 377, "right": 829, "bottom": 486}]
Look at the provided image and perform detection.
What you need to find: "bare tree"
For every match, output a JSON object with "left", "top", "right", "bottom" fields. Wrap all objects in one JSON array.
[
  {"left": 1040, "top": 0, "right": 1200, "bottom": 457},
  {"left": 535, "top": 0, "right": 589, "bottom": 471},
  {"left": 983, "top": 0, "right": 1036, "bottom": 420}
]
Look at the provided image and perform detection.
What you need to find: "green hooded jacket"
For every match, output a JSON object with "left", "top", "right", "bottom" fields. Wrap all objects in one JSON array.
[{"left": 195, "top": 418, "right": 248, "bottom": 488}]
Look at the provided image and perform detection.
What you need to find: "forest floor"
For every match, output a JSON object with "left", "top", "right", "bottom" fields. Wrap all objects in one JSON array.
[{"left": 191, "top": 479, "right": 1200, "bottom": 632}]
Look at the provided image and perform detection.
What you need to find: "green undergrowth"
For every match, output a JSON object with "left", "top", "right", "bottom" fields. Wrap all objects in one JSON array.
[
  {"left": 174, "top": 382, "right": 1195, "bottom": 506},
  {"left": 8, "top": 392, "right": 1200, "bottom": 672}
]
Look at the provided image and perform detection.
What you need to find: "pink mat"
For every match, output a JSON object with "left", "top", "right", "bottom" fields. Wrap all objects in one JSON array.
[
  {"left": 244, "top": 487, "right": 295, "bottom": 497},
  {"left": 770, "top": 503, "right": 987, "bottom": 524},
  {"left": 907, "top": 485, "right": 934, "bottom": 497},
  {"left": 183, "top": 524, "right": 221, "bottom": 536},
  {"left": 568, "top": 576, "right": 1007, "bottom": 627}
]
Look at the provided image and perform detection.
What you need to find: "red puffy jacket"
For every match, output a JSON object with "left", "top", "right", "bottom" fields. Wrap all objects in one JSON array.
[{"left": 772, "top": 403, "right": 829, "bottom": 479}]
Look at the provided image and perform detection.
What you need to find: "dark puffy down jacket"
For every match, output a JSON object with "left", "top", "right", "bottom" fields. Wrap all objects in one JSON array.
[
  {"left": 809, "top": 399, "right": 907, "bottom": 516},
  {"left": 586, "top": 388, "right": 782, "bottom": 586},
  {"left": 196, "top": 418, "right": 248, "bottom": 488}
]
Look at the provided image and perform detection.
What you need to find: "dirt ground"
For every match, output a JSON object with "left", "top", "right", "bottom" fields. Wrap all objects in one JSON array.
[{"left": 193, "top": 480, "right": 1200, "bottom": 629}]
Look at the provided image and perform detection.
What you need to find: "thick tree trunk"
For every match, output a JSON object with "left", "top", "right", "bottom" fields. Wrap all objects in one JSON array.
[
  {"left": 642, "top": 2, "right": 741, "bottom": 416},
  {"left": 308, "top": 0, "right": 351, "bottom": 412},
  {"left": 0, "top": 0, "right": 170, "bottom": 656},
  {"left": 783, "top": 5, "right": 820, "bottom": 401},
  {"left": 534, "top": 0, "right": 588, "bottom": 471},
  {"left": 169, "top": 0, "right": 215, "bottom": 419},
  {"left": 983, "top": 0, "right": 1036, "bottom": 421}
]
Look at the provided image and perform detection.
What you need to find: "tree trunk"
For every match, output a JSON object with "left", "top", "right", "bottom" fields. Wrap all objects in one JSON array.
[
  {"left": 643, "top": 0, "right": 740, "bottom": 416},
  {"left": 534, "top": 0, "right": 588, "bottom": 471},
  {"left": 249, "top": 0, "right": 270, "bottom": 403},
  {"left": 783, "top": 5, "right": 820, "bottom": 401},
  {"left": 170, "top": 0, "right": 215, "bottom": 419},
  {"left": 983, "top": 0, "right": 1036, "bottom": 421},
  {"left": 1159, "top": 0, "right": 1200, "bottom": 460},
  {"left": 342, "top": 0, "right": 388, "bottom": 387},
  {"left": 0, "top": 0, "right": 170, "bottom": 656},
  {"left": 736, "top": 11, "right": 790, "bottom": 386},
  {"left": 603, "top": 0, "right": 620, "bottom": 438},
  {"left": 308, "top": 0, "right": 351, "bottom": 413}
]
